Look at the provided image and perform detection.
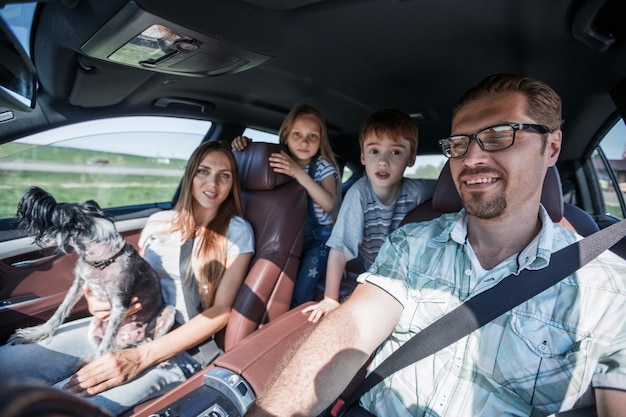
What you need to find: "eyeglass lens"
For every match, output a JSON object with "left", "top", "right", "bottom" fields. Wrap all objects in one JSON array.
[{"left": 443, "top": 125, "right": 516, "bottom": 158}]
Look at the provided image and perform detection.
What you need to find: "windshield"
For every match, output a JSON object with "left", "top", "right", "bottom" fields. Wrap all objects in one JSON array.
[{"left": 0, "top": 2, "right": 36, "bottom": 55}]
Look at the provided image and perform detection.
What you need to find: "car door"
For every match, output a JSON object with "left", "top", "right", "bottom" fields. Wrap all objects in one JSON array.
[{"left": 0, "top": 116, "right": 209, "bottom": 343}]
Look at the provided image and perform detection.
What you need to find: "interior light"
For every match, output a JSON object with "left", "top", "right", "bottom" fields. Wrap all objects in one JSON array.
[{"left": 109, "top": 24, "right": 197, "bottom": 68}]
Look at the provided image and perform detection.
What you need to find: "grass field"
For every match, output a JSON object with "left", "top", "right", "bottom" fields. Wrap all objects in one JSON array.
[{"left": 1, "top": 143, "right": 187, "bottom": 218}]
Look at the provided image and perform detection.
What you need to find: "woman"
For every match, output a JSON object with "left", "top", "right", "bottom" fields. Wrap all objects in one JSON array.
[{"left": 0, "top": 141, "right": 254, "bottom": 415}]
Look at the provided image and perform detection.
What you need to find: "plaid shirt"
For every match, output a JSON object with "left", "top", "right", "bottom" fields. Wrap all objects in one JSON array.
[{"left": 358, "top": 207, "right": 626, "bottom": 416}]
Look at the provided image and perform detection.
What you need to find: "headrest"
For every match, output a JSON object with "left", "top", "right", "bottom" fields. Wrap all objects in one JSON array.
[
  {"left": 432, "top": 161, "right": 563, "bottom": 222},
  {"left": 233, "top": 142, "right": 293, "bottom": 191}
]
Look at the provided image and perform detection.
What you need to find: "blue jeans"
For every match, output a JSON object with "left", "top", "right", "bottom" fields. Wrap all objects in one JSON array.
[
  {"left": 0, "top": 317, "right": 201, "bottom": 416},
  {"left": 291, "top": 223, "right": 332, "bottom": 307}
]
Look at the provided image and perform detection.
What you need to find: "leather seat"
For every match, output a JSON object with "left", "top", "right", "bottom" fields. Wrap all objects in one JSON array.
[
  {"left": 218, "top": 142, "right": 307, "bottom": 350},
  {"left": 400, "top": 161, "right": 596, "bottom": 235}
]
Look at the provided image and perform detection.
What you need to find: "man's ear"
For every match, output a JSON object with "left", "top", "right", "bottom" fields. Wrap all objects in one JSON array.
[
  {"left": 360, "top": 151, "right": 366, "bottom": 166},
  {"left": 546, "top": 129, "right": 562, "bottom": 165}
]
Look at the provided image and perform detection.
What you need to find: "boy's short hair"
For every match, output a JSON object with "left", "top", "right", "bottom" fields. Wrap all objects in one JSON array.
[{"left": 359, "top": 108, "right": 418, "bottom": 156}]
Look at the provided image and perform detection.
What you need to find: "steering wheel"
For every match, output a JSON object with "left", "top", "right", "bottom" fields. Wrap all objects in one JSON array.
[{"left": 0, "top": 379, "right": 113, "bottom": 417}]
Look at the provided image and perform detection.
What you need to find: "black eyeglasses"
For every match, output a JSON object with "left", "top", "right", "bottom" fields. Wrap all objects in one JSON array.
[{"left": 438, "top": 123, "right": 553, "bottom": 158}]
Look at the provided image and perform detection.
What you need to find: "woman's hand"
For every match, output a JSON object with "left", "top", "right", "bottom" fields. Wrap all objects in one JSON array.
[
  {"left": 301, "top": 297, "right": 340, "bottom": 323},
  {"left": 268, "top": 151, "right": 305, "bottom": 179},
  {"left": 84, "top": 287, "right": 142, "bottom": 321},
  {"left": 231, "top": 135, "right": 252, "bottom": 151},
  {"left": 64, "top": 347, "right": 149, "bottom": 396}
]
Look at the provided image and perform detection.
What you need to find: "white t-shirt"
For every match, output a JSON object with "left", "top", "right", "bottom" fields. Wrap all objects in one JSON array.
[{"left": 139, "top": 210, "right": 254, "bottom": 322}]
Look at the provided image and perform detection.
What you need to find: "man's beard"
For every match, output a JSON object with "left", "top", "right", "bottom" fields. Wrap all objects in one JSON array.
[{"left": 462, "top": 188, "right": 507, "bottom": 219}]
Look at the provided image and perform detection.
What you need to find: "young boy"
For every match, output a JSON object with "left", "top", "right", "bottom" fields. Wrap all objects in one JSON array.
[{"left": 303, "top": 108, "right": 436, "bottom": 322}]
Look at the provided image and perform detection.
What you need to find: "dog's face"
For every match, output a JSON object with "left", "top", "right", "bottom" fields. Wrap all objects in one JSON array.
[{"left": 16, "top": 186, "right": 117, "bottom": 252}]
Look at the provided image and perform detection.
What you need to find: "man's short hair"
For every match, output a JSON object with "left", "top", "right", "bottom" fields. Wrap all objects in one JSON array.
[
  {"left": 453, "top": 73, "right": 563, "bottom": 131},
  {"left": 359, "top": 108, "right": 418, "bottom": 156}
]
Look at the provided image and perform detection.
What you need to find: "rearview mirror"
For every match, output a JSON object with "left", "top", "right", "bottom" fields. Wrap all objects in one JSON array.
[{"left": 0, "top": 15, "right": 37, "bottom": 112}]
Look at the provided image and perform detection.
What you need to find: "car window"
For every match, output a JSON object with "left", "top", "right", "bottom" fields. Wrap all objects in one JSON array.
[
  {"left": 405, "top": 155, "right": 447, "bottom": 179},
  {"left": 242, "top": 127, "right": 279, "bottom": 144},
  {"left": 0, "top": 116, "right": 211, "bottom": 219},
  {"left": 243, "top": 128, "right": 446, "bottom": 182},
  {"left": 595, "top": 118, "right": 626, "bottom": 219}
]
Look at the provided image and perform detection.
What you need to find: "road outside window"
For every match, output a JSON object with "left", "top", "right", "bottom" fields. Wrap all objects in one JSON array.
[{"left": 0, "top": 116, "right": 211, "bottom": 219}]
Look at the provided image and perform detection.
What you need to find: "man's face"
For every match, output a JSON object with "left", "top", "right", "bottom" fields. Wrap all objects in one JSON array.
[{"left": 448, "top": 92, "right": 561, "bottom": 220}]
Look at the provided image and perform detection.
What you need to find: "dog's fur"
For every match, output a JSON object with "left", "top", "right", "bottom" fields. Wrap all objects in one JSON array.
[{"left": 9, "top": 186, "right": 176, "bottom": 358}]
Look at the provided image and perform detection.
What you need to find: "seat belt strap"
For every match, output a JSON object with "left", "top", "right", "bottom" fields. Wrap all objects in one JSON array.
[
  {"left": 180, "top": 237, "right": 202, "bottom": 318},
  {"left": 337, "top": 218, "right": 626, "bottom": 414}
]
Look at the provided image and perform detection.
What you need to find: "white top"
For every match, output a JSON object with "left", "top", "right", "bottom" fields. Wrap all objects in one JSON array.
[{"left": 139, "top": 210, "right": 254, "bottom": 322}]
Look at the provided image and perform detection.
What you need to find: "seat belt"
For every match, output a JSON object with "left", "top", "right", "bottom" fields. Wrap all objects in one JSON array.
[
  {"left": 179, "top": 237, "right": 222, "bottom": 367},
  {"left": 333, "top": 218, "right": 626, "bottom": 416},
  {"left": 180, "top": 237, "right": 202, "bottom": 318}
]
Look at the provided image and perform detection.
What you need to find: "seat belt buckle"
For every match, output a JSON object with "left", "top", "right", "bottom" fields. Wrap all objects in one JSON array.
[{"left": 330, "top": 398, "right": 345, "bottom": 417}]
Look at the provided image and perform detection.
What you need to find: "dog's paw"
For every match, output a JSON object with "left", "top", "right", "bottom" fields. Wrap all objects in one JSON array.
[{"left": 8, "top": 325, "right": 54, "bottom": 344}]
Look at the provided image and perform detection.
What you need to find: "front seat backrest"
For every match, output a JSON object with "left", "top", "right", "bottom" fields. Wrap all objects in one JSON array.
[
  {"left": 400, "top": 161, "right": 564, "bottom": 226},
  {"left": 219, "top": 142, "right": 307, "bottom": 351}
]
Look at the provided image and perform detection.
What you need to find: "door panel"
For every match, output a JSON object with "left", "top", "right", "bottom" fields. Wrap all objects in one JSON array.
[{"left": 0, "top": 228, "right": 143, "bottom": 344}]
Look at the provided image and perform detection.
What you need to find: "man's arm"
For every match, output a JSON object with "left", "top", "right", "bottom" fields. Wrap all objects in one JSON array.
[
  {"left": 596, "top": 388, "right": 626, "bottom": 417},
  {"left": 247, "top": 282, "right": 402, "bottom": 417}
]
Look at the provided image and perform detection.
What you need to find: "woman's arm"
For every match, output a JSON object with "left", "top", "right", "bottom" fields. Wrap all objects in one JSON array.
[
  {"left": 65, "top": 252, "right": 252, "bottom": 396},
  {"left": 141, "top": 252, "right": 252, "bottom": 364}
]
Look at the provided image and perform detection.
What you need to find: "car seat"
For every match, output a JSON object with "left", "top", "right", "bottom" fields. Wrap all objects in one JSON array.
[
  {"left": 399, "top": 161, "right": 597, "bottom": 235},
  {"left": 217, "top": 142, "right": 307, "bottom": 351}
]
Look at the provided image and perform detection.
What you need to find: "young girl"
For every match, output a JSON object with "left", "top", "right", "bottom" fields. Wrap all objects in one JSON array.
[
  {"left": 232, "top": 104, "right": 339, "bottom": 307},
  {"left": 0, "top": 141, "right": 254, "bottom": 415}
]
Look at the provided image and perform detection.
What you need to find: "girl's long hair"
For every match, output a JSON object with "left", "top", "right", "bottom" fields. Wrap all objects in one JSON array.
[{"left": 173, "top": 141, "right": 245, "bottom": 310}]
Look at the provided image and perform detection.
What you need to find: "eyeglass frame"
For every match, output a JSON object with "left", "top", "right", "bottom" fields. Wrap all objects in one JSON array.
[{"left": 438, "top": 123, "right": 553, "bottom": 159}]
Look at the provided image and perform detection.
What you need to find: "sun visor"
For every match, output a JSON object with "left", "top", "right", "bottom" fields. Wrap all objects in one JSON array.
[{"left": 81, "top": 1, "right": 271, "bottom": 77}]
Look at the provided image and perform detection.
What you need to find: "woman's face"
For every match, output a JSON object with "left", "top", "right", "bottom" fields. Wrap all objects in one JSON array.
[{"left": 191, "top": 150, "right": 234, "bottom": 216}]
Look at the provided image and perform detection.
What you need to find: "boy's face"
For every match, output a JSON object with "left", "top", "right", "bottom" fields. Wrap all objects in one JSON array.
[{"left": 360, "top": 133, "right": 416, "bottom": 192}]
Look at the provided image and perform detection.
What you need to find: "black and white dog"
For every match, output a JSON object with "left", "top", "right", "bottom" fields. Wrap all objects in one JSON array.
[{"left": 10, "top": 186, "right": 176, "bottom": 358}]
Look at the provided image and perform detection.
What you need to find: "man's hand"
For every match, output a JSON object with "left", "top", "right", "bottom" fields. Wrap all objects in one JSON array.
[{"left": 84, "top": 287, "right": 142, "bottom": 321}]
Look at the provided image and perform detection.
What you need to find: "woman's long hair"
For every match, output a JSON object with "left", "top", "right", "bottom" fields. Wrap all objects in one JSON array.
[{"left": 173, "top": 141, "right": 245, "bottom": 310}]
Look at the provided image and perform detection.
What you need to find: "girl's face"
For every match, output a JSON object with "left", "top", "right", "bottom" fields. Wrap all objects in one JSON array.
[
  {"left": 191, "top": 150, "right": 234, "bottom": 217},
  {"left": 285, "top": 114, "right": 322, "bottom": 164}
]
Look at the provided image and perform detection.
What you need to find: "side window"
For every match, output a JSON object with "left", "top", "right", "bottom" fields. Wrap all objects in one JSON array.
[
  {"left": 404, "top": 155, "right": 447, "bottom": 179},
  {"left": 0, "top": 116, "right": 211, "bottom": 219},
  {"left": 595, "top": 118, "right": 626, "bottom": 219},
  {"left": 242, "top": 128, "right": 279, "bottom": 144}
]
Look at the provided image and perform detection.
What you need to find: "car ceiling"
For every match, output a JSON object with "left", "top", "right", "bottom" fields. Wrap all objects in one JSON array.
[{"left": 2, "top": 0, "right": 626, "bottom": 169}]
